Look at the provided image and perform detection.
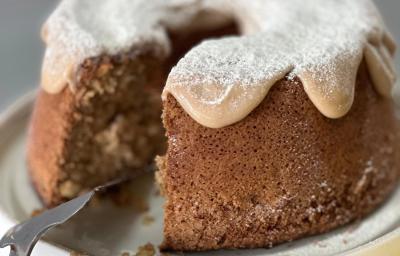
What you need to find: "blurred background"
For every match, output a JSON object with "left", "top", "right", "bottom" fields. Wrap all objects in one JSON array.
[{"left": 0, "top": 0, "right": 399, "bottom": 110}]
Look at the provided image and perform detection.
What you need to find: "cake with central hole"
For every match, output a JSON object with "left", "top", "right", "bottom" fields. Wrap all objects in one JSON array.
[{"left": 27, "top": 0, "right": 400, "bottom": 251}]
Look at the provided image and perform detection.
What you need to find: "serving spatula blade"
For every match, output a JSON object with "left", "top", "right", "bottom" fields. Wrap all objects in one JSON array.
[{"left": 0, "top": 176, "right": 130, "bottom": 256}]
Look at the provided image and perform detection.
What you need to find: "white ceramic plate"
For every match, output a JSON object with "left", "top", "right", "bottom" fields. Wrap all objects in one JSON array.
[{"left": 0, "top": 92, "right": 400, "bottom": 256}]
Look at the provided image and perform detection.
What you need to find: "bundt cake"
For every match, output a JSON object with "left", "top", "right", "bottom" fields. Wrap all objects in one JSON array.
[{"left": 27, "top": 0, "right": 399, "bottom": 251}]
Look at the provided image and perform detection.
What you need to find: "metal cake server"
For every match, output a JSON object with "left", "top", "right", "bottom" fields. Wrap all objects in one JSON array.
[{"left": 0, "top": 178, "right": 126, "bottom": 256}]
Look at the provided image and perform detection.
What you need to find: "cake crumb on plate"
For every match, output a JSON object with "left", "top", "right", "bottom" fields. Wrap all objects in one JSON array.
[{"left": 135, "top": 243, "right": 155, "bottom": 256}]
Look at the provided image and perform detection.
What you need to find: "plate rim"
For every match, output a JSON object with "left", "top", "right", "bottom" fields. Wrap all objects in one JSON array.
[{"left": 0, "top": 91, "right": 399, "bottom": 256}]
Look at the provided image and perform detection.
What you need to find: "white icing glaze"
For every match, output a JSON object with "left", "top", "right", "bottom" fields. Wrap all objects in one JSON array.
[{"left": 42, "top": 0, "right": 397, "bottom": 128}]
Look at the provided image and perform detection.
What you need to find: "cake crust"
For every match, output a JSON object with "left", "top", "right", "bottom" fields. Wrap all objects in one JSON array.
[
  {"left": 28, "top": 88, "right": 76, "bottom": 206},
  {"left": 159, "top": 63, "right": 400, "bottom": 251}
]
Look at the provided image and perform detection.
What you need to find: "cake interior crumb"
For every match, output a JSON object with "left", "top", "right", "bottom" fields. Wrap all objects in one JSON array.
[
  {"left": 142, "top": 214, "right": 155, "bottom": 226},
  {"left": 135, "top": 243, "right": 156, "bottom": 256},
  {"left": 30, "top": 208, "right": 46, "bottom": 217}
]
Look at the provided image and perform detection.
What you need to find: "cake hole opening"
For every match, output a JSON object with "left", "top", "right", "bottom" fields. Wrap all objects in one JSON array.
[{"left": 165, "top": 17, "right": 241, "bottom": 73}]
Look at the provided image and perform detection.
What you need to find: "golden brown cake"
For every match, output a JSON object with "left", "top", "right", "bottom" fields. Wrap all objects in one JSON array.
[
  {"left": 27, "top": 0, "right": 399, "bottom": 251},
  {"left": 158, "top": 63, "right": 400, "bottom": 250}
]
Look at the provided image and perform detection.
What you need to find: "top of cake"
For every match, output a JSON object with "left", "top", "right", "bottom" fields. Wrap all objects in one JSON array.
[{"left": 41, "top": 0, "right": 397, "bottom": 128}]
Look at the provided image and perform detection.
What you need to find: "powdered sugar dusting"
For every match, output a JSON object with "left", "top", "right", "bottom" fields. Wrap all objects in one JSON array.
[
  {"left": 165, "top": 0, "right": 396, "bottom": 127},
  {"left": 41, "top": 0, "right": 229, "bottom": 93},
  {"left": 169, "top": 0, "right": 373, "bottom": 88},
  {"left": 41, "top": 0, "right": 396, "bottom": 127}
]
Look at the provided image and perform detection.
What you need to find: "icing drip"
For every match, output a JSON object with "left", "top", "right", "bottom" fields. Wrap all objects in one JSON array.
[
  {"left": 164, "top": 0, "right": 397, "bottom": 127},
  {"left": 41, "top": 0, "right": 397, "bottom": 128}
]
